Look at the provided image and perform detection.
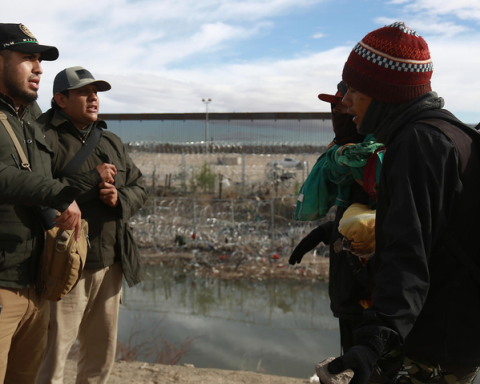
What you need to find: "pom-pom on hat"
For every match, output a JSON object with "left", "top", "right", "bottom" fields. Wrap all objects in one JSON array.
[{"left": 342, "top": 22, "right": 433, "bottom": 103}]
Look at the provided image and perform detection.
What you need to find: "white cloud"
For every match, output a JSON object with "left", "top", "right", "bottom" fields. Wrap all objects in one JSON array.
[
  {"left": 403, "top": 0, "right": 480, "bottom": 22},
  {"left": 36, "top": 45, "right": 352, "bottom": 114},
  {"left": 374, "top": 17, "right": 471, "bottom": 37},
  {"left": 3, "top": 0, "right": 480, "bottom": 125}
]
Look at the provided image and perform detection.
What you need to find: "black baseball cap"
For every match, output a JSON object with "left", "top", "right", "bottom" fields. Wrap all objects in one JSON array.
[
  {"left": 318, "top": 81, "right": 348, "bottom": 104},
  {"left": 53, "top": 66, "right": 111, "bottom": 95},
  {"left": 0, "top": 23, "right": 58, "bottom": 61}
]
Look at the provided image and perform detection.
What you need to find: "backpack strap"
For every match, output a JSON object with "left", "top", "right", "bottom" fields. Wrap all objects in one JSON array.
[
  {"left": 0, "top": 111, "right": 57, "bottom": 229},
  {"left": 0, "top": 111, "right": 31, "bottom": 171},
  {"left": 56, "top": 126, "right": 103, "bottom": 178},
  {"left": 415, "top": 118, "right": 473, "bottom": 174}
]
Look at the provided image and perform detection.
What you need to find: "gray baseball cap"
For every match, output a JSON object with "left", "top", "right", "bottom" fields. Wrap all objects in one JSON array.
[{"left": 53, "top": 66, "right": 111, "bottom": 95}]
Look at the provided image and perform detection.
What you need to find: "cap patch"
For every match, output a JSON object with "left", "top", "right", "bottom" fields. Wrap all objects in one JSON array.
[
  {"left": 19, "top": 24, "right": 36, "bottom": 39},
  {"left": 75, "top": 69, "right": 94, "bottom": 80}
]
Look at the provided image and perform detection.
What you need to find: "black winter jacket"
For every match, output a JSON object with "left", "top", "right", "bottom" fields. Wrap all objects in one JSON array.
[{"left": 360, "top": 110, "right": 480, "bottom": 365}]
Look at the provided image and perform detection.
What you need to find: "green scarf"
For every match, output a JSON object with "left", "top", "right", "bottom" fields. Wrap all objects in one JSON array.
[{"left": 294, "top": 134, "right": 383, "bottom": 221}]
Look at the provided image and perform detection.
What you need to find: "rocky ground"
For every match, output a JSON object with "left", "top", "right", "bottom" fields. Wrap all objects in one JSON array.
[
  {"left": 64, "top": 360, "right": 316, "bottom": 384},
  {"left": 141, "top": 248, "right": 329, "bottom": 283}
]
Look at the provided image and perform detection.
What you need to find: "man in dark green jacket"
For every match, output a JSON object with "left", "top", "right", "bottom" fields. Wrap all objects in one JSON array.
[
  {"left": 37, "top": 66, "right": 147, "bottom": 384},
  {"left": 0, "top": 24, "right": 95, "bottom": 384}
]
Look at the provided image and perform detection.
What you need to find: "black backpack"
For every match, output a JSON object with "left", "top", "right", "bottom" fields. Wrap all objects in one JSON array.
[{"left": 412, "top": 109, "right": 480, "bottom": 286}]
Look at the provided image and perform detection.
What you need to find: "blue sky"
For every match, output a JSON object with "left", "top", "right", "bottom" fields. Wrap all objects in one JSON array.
[{"left": 5, "top": 0, "right": 480, "bottom": 123}]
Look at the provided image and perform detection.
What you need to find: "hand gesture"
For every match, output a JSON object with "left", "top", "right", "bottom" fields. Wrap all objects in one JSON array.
[
  {"left": 289, "top": 225, "right": 326, "bottom": 265},
  {"left": 54, "top": 200, "right": 82, "bottom": 241},
  {"left": 99, "top": 182, "right": 119, "bottom": 207},
  {"left": 328, "top": 338, "right": 384, "bottom": 384},
  {"left": 95, "top": 163, "right": 117, "bottom": 184}
]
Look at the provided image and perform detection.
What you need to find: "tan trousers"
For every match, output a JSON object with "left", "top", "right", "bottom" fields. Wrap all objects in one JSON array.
[
  {"left": 37, "top": 262, "right": 122, "bottom": 384},
  {"left": 0, "top": 285, "right": 50, "bottom": 384}
]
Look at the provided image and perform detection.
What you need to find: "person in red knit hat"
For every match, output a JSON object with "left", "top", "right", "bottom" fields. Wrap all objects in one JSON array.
[{"left": 323, "top": 22, "right": 480, "bottom": 384}]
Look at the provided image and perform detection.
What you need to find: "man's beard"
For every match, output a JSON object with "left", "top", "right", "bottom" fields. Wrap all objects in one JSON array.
[{"left": 2, "top": 65, "right": 38, "bottom": 105}]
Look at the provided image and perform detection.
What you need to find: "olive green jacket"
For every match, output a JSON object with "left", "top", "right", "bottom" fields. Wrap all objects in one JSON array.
[
  {"left": 0, "top": 96, "right": 97, "bottom": 289},
  {"left": 38, "top": 108, "right": 146, "bottom": 287}
]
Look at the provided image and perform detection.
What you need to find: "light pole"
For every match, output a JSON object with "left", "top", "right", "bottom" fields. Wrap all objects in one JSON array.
[{"left": 202, "top": 98, "right": 211, "bottom": 156}]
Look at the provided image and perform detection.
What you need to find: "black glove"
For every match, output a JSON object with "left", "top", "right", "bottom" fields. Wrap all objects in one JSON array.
[
  {"left": 327, "top": 337, "right": 385, "bottom": 384},
  {"left": 289, "top": 225, "right": 326, "bottom": 265}
]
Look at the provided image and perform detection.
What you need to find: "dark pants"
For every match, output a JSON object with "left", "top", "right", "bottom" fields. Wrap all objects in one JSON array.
[{"left": 339, "top": 317, "right": 363, "bottom": 354}]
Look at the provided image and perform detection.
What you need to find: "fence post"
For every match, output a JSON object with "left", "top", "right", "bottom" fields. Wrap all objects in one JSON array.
[
  {"left": 231, "top": 198, "right": 235, "bottom": 244},
  {"left": 242, "top": 153, "right": 246, "bottom": 197},
  {"left": 152, "top": 165, "right": 156, "bottom": 195},
  {"left": 302, "top": 154, "right": 305, "bottom": 184},
  {"left": 270, "top": 197, "right": 275, "bottom": 250},
  {"left": 193, "top": 197, "right": 197, "bottom": 243},
  {"left": 153, "top": 197, "right": 157, "bottom": 250},
  {"left": 182, "top": 153, "right": 187, "bottom": 193},
  {"left": 219, "top": 174, "right": 223, "bottom": 200}
]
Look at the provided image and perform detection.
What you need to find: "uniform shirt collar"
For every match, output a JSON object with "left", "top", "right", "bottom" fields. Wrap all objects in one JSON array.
[{"left": 50, "top": 108, "right": 107, "bottom": 130}]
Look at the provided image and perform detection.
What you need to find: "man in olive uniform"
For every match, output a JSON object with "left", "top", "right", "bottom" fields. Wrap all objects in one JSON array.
[
  {"left": 37, "top": 67, "right": 146, "bottom": 384},
  {"left": 0, "top": 24, "right": 93, "bottom": 384}
]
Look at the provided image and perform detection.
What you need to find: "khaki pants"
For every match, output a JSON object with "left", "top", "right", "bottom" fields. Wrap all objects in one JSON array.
[
  {"left": 0, "top": 285, "right": 50, "bottom": 384},
  {"left": 37, "top": 263, "right": 122, "bottom": 384}
]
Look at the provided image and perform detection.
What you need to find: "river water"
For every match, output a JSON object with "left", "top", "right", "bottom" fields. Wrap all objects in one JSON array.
[{"left": 118, "top": 265, "right": 340, "bottom": 379}]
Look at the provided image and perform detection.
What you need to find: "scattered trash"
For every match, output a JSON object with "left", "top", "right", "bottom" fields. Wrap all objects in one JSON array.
[
  {"left": 140, "top": 363, "right": 159, "bottom": 372},
  {"left": 273, "top": 253, "right": 280, "bottom": 260}
]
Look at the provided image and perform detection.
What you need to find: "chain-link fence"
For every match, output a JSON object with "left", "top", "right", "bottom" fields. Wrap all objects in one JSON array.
[{"left": 131, "top": 196, "right": 332, "bottom": 258}]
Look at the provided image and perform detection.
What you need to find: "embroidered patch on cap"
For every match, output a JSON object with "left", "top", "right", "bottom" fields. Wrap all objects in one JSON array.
[
  {"left": 75, "top": 69, "right": 94, "bottom": 80},
  {"left": 19, "top": 24, "right": 36, "bottom": 40}
]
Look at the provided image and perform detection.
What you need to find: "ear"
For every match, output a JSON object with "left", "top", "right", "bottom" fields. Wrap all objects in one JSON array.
[{"left": 54, "top": 93, "right": 68, "bottom": 108}]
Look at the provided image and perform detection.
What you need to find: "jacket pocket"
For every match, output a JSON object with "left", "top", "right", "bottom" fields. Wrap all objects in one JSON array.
[{"left": 33, "top": 136, "right": 54, "bottom": 176}]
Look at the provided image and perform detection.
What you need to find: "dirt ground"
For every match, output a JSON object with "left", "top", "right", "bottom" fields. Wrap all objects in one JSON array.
[{"left": 64, "top": 360, "right": 315, "bottom": 384}]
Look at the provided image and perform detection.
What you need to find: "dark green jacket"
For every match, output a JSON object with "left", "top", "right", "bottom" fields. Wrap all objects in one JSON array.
[
  {"left": 38, "top": 108, "right": 146, "bottom": 287},
  {"left": 0, "top": 96, "right": 93, "bottom": 289}
]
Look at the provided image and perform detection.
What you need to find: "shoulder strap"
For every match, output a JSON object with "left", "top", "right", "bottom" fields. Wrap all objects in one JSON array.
[
  {"left": 0, "top": 112, "right": 58, "bottom": 229},
  {"left": 0, "top": 111, "right": 31, "bottom": 171},
  {"left": 56, "top": 126, "right": 103, "bottom": 178}
]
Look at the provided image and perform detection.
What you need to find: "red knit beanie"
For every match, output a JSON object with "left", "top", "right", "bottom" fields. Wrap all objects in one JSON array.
[{"left": 342, "top": 22, "right": 433, "bottom": 103}]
